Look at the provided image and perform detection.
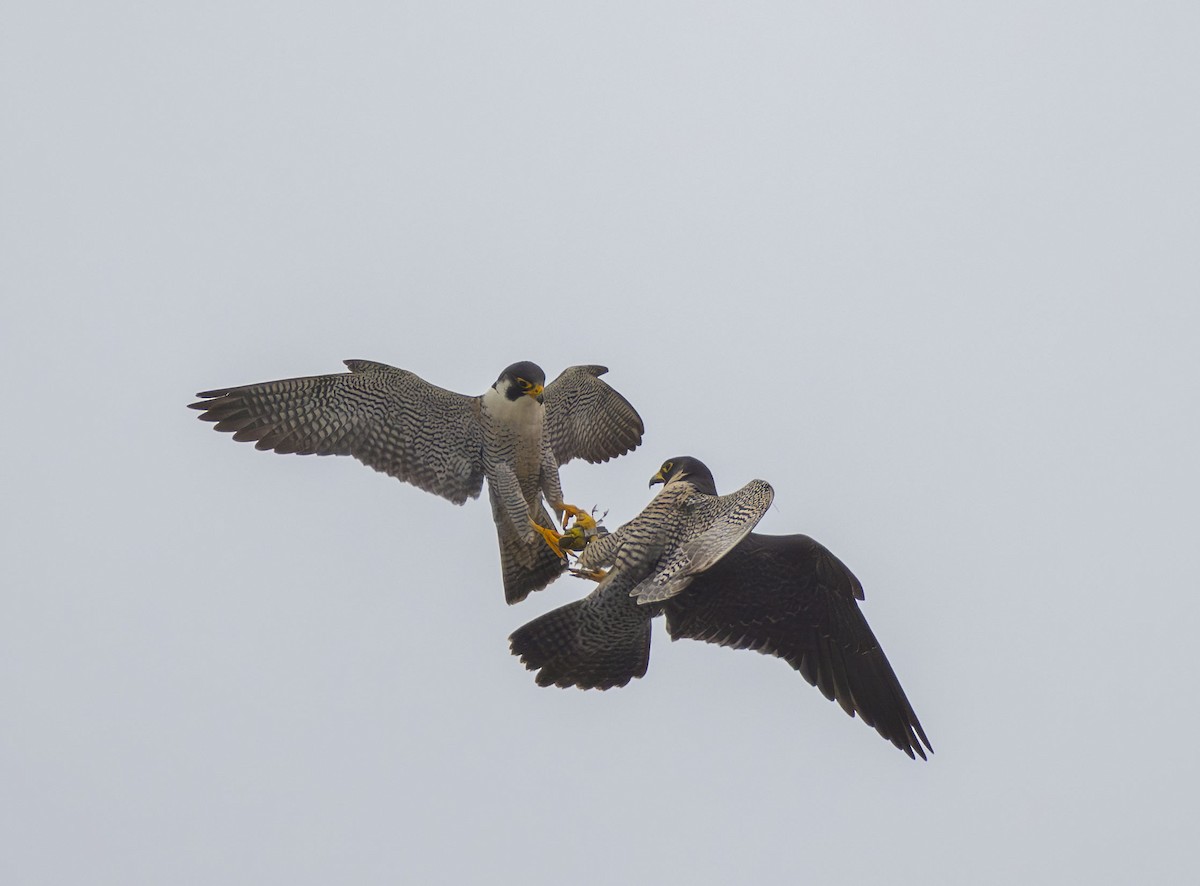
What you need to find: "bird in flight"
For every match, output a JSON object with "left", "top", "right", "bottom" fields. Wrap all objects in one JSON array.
[
  {"left": 189, "top": 360, "right": 644, "bottom": 603},
  {"left": 510, "top": 456, "right": 933, "bottom": 759}
]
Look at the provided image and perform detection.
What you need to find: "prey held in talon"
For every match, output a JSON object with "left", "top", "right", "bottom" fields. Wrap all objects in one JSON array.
[{"left": 531, "top": 504, "right": 607, "bottom": 562}]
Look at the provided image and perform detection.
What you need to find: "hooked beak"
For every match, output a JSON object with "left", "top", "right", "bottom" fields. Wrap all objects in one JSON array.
[
  {"left": 649, "top": 469, "right": 666, "bottom": 488},
  {"left": 527, "top": 383, "right": 544, "bottom": 404}
]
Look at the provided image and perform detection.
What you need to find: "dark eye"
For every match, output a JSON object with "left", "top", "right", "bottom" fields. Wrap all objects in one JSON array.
[
  {"left": 662, "top": 461, "right": 673, "bottom": 474},
  {"left": 517, "top": 378, "right": 531, "bottom": 389}
]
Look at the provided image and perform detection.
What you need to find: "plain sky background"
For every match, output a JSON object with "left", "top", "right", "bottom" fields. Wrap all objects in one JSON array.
[{"left": 3, "top": 3, "right": 1198, "bottom": 884}]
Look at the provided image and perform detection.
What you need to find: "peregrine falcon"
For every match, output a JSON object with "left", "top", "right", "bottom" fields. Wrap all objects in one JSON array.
[
  {"left": 189, "top": 360, "right": 643, "bottom": 603},
  {"left": 509, "top": 456, "right": 933, "bottom": 760}
]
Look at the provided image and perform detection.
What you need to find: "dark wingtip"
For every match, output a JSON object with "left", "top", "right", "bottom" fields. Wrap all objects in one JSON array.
[
  {"left": 189, "top": 393, "right": 228, "bottom": 417},
  {"left": 192, "top": 388, "right": 231, "bottom": 400},
  {"left": 912, "top": 724, "right": 934, "bottom": 760}
]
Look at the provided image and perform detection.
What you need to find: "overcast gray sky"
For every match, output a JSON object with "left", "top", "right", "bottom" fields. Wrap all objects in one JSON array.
[{"left": 3, "top": 3, "right": 1198, "bottom": 884}]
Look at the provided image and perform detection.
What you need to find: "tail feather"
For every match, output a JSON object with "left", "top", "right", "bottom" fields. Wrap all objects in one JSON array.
[
  {"left": 509, "top": 597, "right": 652, "bottom": 690},
  {"left": 500, "top": 506, "right": 567, "bottom": 605}
]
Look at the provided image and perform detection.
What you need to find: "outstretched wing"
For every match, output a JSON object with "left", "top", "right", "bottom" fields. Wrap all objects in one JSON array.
[
  {"left": 189, "top": 359, "right": 486, "bottom": 504},
  {"left": 663, "top": 533, "right": 933, "bottom": 760},
  {"left": 631, "top": 480, "right": 774, "bottom": 605},
  {"left": 543, "top": 365, "right": 644, "bottom": 466}
]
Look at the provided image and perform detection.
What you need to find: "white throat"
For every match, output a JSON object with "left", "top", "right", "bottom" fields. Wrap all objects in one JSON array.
[{"left": 482, "top": 384, "right": 544, "bottom": 434}]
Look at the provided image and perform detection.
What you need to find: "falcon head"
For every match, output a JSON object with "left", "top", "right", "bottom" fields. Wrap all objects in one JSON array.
[
  {"left": 496, "top": 361, "right": 546, "bottom": 403},
  {"left": 649, "top": 456, "right": 717, "bottom": 495}
]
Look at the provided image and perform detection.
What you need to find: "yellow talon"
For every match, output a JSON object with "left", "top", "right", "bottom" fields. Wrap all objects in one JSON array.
[
  {"left": 529, "top": 517, "right": 567, "bottom": 560},
  {"left": 569, "top": 567, "right": 608, "bottom": 582},
  {"left": 557, "top": 502, "right": 596, "bottom": 531},
  {"left": 538, "top": 503, "right": 606, "bottom": 561}
]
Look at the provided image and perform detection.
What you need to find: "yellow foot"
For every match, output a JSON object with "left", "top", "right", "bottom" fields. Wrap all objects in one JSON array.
[
  {"left": 569, "top": 567, "right": 608, "bottom": 582},
  {"left": 529, "top": 517, "right": 567, "bottom": 560},
  {"left": 555, "top": 502, "right": 597, "bottom": 532}
]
